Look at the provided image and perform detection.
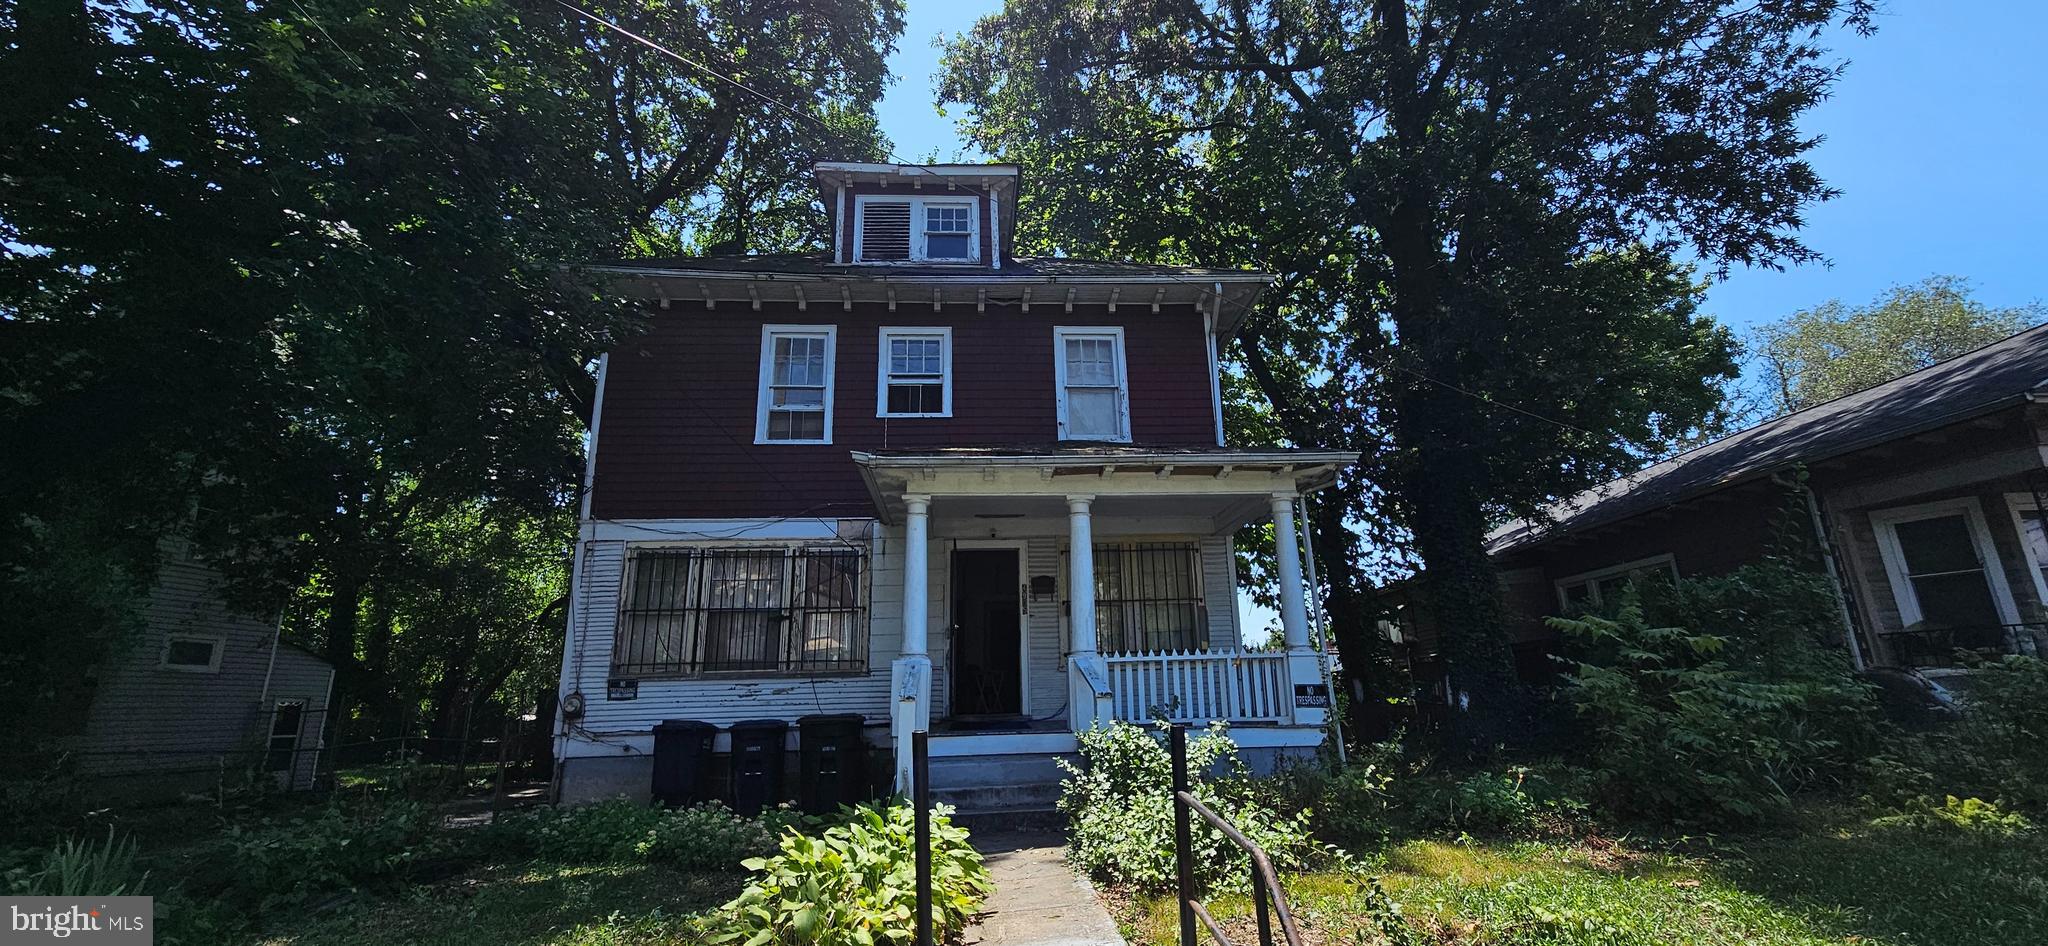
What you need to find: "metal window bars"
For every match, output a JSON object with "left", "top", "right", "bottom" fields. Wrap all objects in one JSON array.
[
  {"left": 613, "top": 546, "right": 868, "bottom": 676},
  {"left": 1090, "top": 542, "right": 1208, "bottom": 654}
]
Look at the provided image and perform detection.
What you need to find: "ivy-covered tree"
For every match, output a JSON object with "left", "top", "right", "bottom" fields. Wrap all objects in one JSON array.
[{"left": 939, "top": 0, "right": 1863, "bottom": 747}]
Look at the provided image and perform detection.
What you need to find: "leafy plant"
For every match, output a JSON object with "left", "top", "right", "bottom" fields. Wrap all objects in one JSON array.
[
  {"left": 1551, "top": 556, "right": 1882, "bottom": 827},
  {"left": 5, "top": 828, "right": 147, "bottom": 896},
  {"left": 1059, "top": 722, "right": 1331, "bottom": 892},
  {"left": 634, "top": 802, "right": 790, "bottom": 871},
  {"left": 1873, "top": 796, "right": 2035, "bottom": 838},
  {"left": 489, "top": 799, "right": 667, "bottom": 864},
  {"left": 708, "top": 802, "right": 990, "bottom": 945},
  {"left": 212, "top": 799, "right": 447, "bottom": 909}
]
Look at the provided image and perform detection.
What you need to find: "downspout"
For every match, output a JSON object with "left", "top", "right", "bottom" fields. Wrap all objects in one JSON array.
[
  {"left": 1297, "top": 494, "right": 1347, "bottom": 765},
  {"left": 255, "top": 609, "right": 284, "bottom": 769},
  {"left": 1777, "top": 472, "right": 1866, "bottom": 670}
]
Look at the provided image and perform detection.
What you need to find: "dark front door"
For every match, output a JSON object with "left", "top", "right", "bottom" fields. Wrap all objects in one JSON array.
[{"left": 951, "top": 549, "right": 1022, "bottom": 717}]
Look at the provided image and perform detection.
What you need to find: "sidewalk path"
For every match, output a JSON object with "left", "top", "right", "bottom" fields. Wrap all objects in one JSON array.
[{"left": 965, "top": 829, "right": 1127, "bottom": 946}]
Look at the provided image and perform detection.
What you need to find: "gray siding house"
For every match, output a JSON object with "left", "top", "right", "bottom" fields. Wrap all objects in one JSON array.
[{"left": 75, "top": 553, "right": 334, "bottom": 795}]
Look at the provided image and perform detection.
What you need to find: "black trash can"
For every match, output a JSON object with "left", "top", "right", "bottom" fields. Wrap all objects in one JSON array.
[
  {"left": 798, "top": 714, "right": 869, "bottom": 814},
  {"left": 727, "top": 719, "right": 789, "bottom": 816},
  {"left": 650, "top": 720, "right": 717, "bottom": 808}
]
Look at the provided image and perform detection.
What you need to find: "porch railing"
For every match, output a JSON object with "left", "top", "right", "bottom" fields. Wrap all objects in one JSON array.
[{"left": 1103, "top": 650, "right": 1291, "bottom": 724}]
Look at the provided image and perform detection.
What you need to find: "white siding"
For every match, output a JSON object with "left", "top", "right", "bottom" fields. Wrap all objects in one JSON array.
[{"left": 76, "top": 560, "right": 290, "bottom": 779}]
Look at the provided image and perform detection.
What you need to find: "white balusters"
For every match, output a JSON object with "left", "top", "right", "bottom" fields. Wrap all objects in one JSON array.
[{"left": 1101, "top": 650, "right": 1290, "bottom": 724}]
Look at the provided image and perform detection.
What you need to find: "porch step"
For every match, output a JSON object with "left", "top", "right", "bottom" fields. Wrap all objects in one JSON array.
[
  {"left": 926, "top": 750, "right": 1074, "bottom": 815},
  {"left": 952, "top": 804, "right": 1068, "bottom": 837},
  {"left": 934, "top": 781, "right": 1064, "bottom": 815}
]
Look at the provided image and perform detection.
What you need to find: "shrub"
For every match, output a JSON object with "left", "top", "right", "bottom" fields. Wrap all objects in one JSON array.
[
  {"left": 1940, "top": 655, "right": 2048, "bottom": 810},
  {"left": 1551, "top": 557, "right": 1883, "bottom": 828},
  {"left": 490, "top": 799, "right": 667, "bottom": 863},
  {"left": 4, "top": 828, "right": 147, "bottom": 896},
  {"left": 1873, "top": 795, "right": 2035, "bottom": 838},
  {"left": 212, "top": 798, "right": 447, "bottom": 909},
  {"left": 708, "top": 802, "right": 990, "bottom": 946},
  {"left": 634, "top": 802, "right": 786, "bottom": 871},
  {"left": 1058, "top": 721, "right": 1330, "bottom": 892}
]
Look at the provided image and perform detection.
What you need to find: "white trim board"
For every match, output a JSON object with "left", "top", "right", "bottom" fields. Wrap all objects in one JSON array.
[
  {"left": 1869, "top": 496, "right": 2022, "bottom": 629},
  {"left": 583, "top": 519, "right": 851, "bottom": 542},
  {"left": 2003, "top": 492, "right": 2048, "bottom": 611}
]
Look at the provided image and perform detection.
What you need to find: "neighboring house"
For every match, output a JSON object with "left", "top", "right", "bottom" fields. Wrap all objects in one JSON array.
[
  {"left": 555, "top": 160, "right": 1356, "bottom": 805},
  {"left": 76, "top": 550, "right": 335, "bottom": 796},
  {"left": 1417, "top": 324, "right": 2048, "bottom": 687}
]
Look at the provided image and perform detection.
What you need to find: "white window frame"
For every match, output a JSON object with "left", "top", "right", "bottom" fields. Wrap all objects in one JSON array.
[
  {"left": 876, "top": 326, "right": 953, "bottom": 418},
  {"left": 1552, "top": 554, "right": 1678, "bottom": 611},
  {"left": 754, "top": 324, "right": 837, "bottom": 444},
  {"left": 1870, "top": 496, "right": 2021, "bottom": 629},
  {"left": 2004, "top": 492, "right": 2048, "bottom": 609},
  {"left": 160, "top": 633, "right": 225, "bottom": 673},
  {"left": 1053, "top": 326, "right": 1131, "bottom": 443},
  {"left": 267, "top": 699, "right": 306, "bottom": 774},
  {"left": 852, "top": 194, "right": 981, "bottom": 264}
]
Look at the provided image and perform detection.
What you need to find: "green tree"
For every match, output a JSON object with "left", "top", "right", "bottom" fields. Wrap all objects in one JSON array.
[
  {"left": 1751, "top": 276, "right": 2045, "bottom": 413},
  {"left": 939, "top": 0, "right": 1861, "bottom": 748},
  {"left": 0, "top": 0, "right": 902, "bottom": 761}
]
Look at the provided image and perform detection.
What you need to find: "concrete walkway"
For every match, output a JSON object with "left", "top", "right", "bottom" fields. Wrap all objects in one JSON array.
[{"left": 965, "top": 829, "right": 1127, "bottom": 946}]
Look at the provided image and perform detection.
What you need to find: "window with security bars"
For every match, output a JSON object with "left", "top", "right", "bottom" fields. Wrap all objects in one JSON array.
[
  {"left": 614, "top": 547, "right": 867, "bottom": 676},
  {"left": 879, "top": 329, "right": 949, "bottom": 416},
  {"left": 1064, "top": 542, "right": 1207, "bottom": 654}
]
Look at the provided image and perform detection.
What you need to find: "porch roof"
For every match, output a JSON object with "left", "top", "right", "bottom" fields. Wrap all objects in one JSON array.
[{"left": 850, "top": 445, "right": 1358, "bottom": 527}]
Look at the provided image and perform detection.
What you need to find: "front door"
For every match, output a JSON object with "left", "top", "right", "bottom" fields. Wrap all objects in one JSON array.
[{"left": 950, "top": 549, "right": 1023, "bottom": 718}]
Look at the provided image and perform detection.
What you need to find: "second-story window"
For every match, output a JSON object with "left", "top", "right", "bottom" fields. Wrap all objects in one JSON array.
[
  {"left": 878, "top": 327, "right": 951, "bottom": 417},
  {"left": 1054, "top": 326, "right": 1130, "bottom": 442},
  {"left": 854, "top": 196, "right": 979, "bottom": 263},
  {"left": 755, "top": 325, "right": 836, "bottom": 444}
]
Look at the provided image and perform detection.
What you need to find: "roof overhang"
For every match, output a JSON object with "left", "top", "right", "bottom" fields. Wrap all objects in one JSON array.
[
  {"left": 582, "top": 265, "right": 1274, "bottom": 336},
  {"left": 813, "top": 161, "right": 1022, "bottom": 190},
  {"left": 850, "top": 449, "right": 1358, "bottom": 527}
]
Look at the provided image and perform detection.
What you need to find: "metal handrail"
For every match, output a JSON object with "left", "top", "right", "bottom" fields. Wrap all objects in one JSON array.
[{"left": 1170, "top": 724, "right": 1304, "bottom": 946}]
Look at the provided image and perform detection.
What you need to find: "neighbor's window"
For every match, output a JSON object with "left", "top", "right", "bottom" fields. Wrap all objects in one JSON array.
[
  {"left": 1054, "top": 327, "right": 1129, "bottom": 441},
  {"left": 1553, "top": 556, "right": 1677, "bottom": 612},
  {"left": 1872, "top": 500, "right": 2010, "bottom": 649},
  {"left": 853, "top": 196, "right": 979, "bottom": 263},
  {"left": 755, "top": 325, "right": 835, "bottom": 443},
  {"left": 614, "top": 546, "right": 868, "bottom": 676},
  {"left": 1064, "top": 542, "right": 1206, "bottom": 654},
  {"left": 878, "top": 327, "right": 951, "bottom": 417},
  {"left": 161, "top": 634, "right": 224, "bottom": 672}
]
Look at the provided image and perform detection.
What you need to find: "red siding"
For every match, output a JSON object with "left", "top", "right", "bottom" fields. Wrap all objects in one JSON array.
[
  {"left": 590, "top": 301, "right": 1219, "bottom": 520},
  {"left": 835, "top": 182, "right": 998, "bottom": 265}
]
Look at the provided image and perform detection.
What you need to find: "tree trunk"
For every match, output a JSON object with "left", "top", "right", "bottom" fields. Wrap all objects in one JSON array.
[
  {"left": 1305, "top": 492, "right": 1399, "bottom": 743},
  {"left": 322, "top": 568, "right": 363, "bottom": 742}
]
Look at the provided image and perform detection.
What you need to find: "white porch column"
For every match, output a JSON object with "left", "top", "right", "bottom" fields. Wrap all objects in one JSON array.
[
  {"left": 891, "top": 494, "right": 934, "bottom": 792},
  {"left": 1066, "top": 495, "right": 1113, "bottom": 731},
  {"left": 1272, "top": 492, "right": 1312, "bottom": 654},
  {"left": 1272, "top": 491, "right": 1329, "bottom": 728}
]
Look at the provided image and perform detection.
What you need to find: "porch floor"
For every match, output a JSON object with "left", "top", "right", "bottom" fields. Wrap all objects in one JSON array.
[{"left": 934, "top": 716, "right": 1070, "bottom": 735}]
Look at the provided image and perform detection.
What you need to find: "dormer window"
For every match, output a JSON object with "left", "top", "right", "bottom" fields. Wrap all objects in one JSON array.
[{"left": 854, "top": 196, "right": 979, "bottom": 263}]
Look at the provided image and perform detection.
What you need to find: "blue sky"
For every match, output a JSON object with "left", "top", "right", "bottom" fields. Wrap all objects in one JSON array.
[{"left": 874, "top": 0, "right": 2048, "bottom": 638}]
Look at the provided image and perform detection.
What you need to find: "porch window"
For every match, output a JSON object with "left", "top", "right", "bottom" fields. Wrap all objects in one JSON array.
[
  {"left": 755, "top": 325, "right": 836, "bottom": 443},
  {"left": 613, "top": 546, "right": 868, "bottom": 676},
  {"left": 1067, "top": 542, "right": 1206, "bottom": 653},
  {"left": 1054, "top": 327, "right": 1130, "bottom": 442},
  {"left": 878, "top": 327, "right": 951, "bottom": 417},
  {"left": 1872, "top": 499, "right": 2015, "bottom": 654}
]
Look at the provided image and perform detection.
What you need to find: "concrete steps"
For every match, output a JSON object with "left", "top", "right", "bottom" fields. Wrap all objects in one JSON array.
[{"left": 926, "top": 750, "right": 1074, "bottom": 817}]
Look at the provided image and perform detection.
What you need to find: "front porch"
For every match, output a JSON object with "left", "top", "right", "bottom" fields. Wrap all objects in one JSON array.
[{"left": 852, "top": 446, "right": 1357, "bottom": 790}]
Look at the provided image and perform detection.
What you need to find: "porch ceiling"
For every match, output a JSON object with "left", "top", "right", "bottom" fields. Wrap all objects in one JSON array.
[{"left": 850, "top": 447, "right": 1359, "bottom": 529}]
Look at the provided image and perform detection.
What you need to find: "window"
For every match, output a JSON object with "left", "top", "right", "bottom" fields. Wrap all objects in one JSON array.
[
  {"left": 853, "top": 196, "right": 979, "bottom": 263},
  {"left": 1553, "top": 555, "right": 1677, "bottom": 612},
  {"left": 2006, "top": 494, "right": 2048, "bottom": 609},
  {"left": 755, "top": 325, "right": 835, "bottom": 443},
  {"left": 267, "top": 701, "right": 304, "bottom": 773},
  {"left": 614, "top": 546, "right": 868, "bottom": 676},
  {"left": 878, "top": 327, "right": 951, "bottom": 417},
  {"left": 1054, "top": 327, "right": 1129, "bottom": 442},
  {"left": 1872, "top": 498, "right": 2017, "bottom": 645},
  {"left": 1065, "top": 542, "right": 1206, "bottom": 654},
  {"left": 161, "top": 634, "right": 224, "bottom": 672}
]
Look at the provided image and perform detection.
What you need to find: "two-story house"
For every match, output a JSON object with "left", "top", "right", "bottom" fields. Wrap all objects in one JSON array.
[{"left": 554, "top": 161, "right": 1356, "bottom": 807}]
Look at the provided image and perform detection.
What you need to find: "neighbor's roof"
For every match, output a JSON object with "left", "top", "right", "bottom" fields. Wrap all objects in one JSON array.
[
  {"left": 1488, "top": 322, "right": 2048, "bottom": 556},
  {"left": 585, "top": 253, "right": 1268, "bottom": 280}
]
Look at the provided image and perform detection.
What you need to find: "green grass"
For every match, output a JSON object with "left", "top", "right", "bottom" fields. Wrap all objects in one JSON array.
[
  {"left": 1116, "top": 809, "right": 2048, "bottom": 946},
  {"left": 246, "top": 859, "right": 739, "bottom": 946}
]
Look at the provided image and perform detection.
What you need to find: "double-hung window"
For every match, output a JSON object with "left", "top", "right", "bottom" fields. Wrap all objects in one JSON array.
[
  {"left": 853, "top": 196, "right": 980, "bottom": 263},
  {"left": 756, "top": 325, "right": 835, "bottom": 444},
  {"left": 1054, "top": 327, "right": 1129, "bottom": 442},
  {"left": 878, "top": 327, "right": 951, "bottom": 417},
  {"left": 614, "top": 546, "right": 868, "bottom": 676},
  {"left": 1872, "top": 498, "right": 2018, "bottom": 652}
]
